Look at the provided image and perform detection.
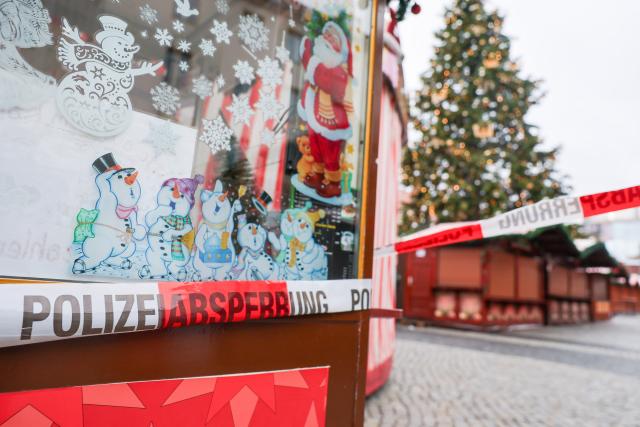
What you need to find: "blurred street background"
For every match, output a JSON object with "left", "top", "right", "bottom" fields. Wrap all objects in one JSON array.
[{"left": 366, "top": 317, "right": 640, "bottom": 426}]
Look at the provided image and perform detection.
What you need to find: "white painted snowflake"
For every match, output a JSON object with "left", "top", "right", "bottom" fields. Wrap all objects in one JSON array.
[
  {"left": 233, "top": 60, "right": 254, "bottom": 85},
  {"left": 150, "top": 82, "right": 181, "bottom": 115},
  {"left": 276, "top": 45, "right": 290, "bottom": 63},
  {"left": 215, "top": 0, "right": 229, "bottom": 14},
  {"left": 216, "top": 75, "right": 225, "bottom": 88},
  {"left": 226, "top": 93, "right": 254, "bottom": 126},
  {"left": 154, "top": 28, "right": 173, "bottom": 47},
  {"left": 199, "top": 116, "right": 233, "bottom": 154},
  {"left": 199, "top": 38, "right": 216, "bottom": 57},
  {"left": 261, "top": 128, "right": 275, "bottom": 146},
  {"left": 288, "top": 18, "right": 295, "bottom": 28},
  {"left": 173, "top": 20, "right": 185, "bottom": 33},
  {"left": 177, "top": 39, "right": 191, "bottom": 53},
  {"left": 140, "top": 30, "right": 148, "bottom": 39},
  {"left": 144, "top": 120, "right": 178, "bottom": 157},
  {"left": 255, "top": 88, "right": 283, "bottom": 120},
  {"left": 178, "top": 60, "right": 189, "bottom": 72},
  {"left": 210, "top": 20, "right": 233, "bottom": 45},
  {"left": 237, "top": 14, "right": 269, "bottom": 54},
  {"left": 139, "top": 4, "right": 158, "bottom": 25},
  {"left": 257, "top": 57, "right": 283, "bottom": 89},
  {"left": 192, "top": 75, "right": 213, "bottom": 99}
]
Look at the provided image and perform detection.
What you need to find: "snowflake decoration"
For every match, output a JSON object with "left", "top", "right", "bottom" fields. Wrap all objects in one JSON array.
[
  {"left": 257, "top": 57, "right": 283, "bottom": 89},
  {"left": 150, "top": 82, "right": 181, "bottom": 115},
  {"left": 210, "top": 20, "right": 233, "bottom": 45},
  {"left": 261, "top": 128, "right": 275, "bottom": 145},
  {"left": 226, "top": 93, "right": 254, "bottom": 126},
  {"left": 199, "top": 38, "right": 216, "bottom": 57},
  {"left": 191, "top": 75, "right": 213, "bottom": 99},
  {"left": 178, "top": 60, "right": 189, "bottom": 72},
  {"left": 154, "top": 28, "right": 173, "bottom": 47},
  {"left": 237, "top": 14, "right": 269, "bottom": 54},
  {"left": 199, "top": 116, "right": 233, "bottom": 154},
  {"left": 139, "top": 4, "right": 158, "bottom": 25},
  {"left": 172, "top": 20, "right": 185, "bottom": 33},
  {"left": 215, "top": 0, "right": 229, "bottom": 14},
  {"left": 288, "top": 18, "right": 295, "bottom": 28},
  {"left": 233, "top": 60, "right": 254, "bottom": 85},
  {"left": 216, "top": 75, "right": 225, "bottom": 88},
  {"left": 276, "top": 45, "right": 290, "bottom": 64},
  {"left": 255, "top": 88, "right": 283, "bottom": 121},
  {"left": 144, "top": 120, "right": 178, "bottom": 157},
  {"left": 112, "top": 0, "right": 120, "bottom": 3},
  {"left": 140, "top": 30, "right": 148, "bottom": 39},
  {"left": 177, "top": 40, "right": 191, "bottom": 53}
]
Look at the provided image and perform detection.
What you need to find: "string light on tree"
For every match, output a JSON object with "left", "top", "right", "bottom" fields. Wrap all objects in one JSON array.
[{"left": 400, "top": 0, "right": 567, "bottom": 234}]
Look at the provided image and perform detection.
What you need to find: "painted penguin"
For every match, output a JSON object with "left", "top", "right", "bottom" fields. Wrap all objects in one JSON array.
[
  {"left": 232, "top": 218, "right": 279, "bottom": 281},
  {"left": 191, "top": 179, "right": 242, "bottom": 281},
  {"left": 72, "top": 153, "right": 145, "bottom": 274},
  {"left": 139, "top": 175, "right": 203, "bottom": 281}
]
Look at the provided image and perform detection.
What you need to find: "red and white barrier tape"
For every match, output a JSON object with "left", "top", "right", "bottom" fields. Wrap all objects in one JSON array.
[
  {"left": 0, "top": 279, "right": 371, "bottom": 348},
  {"left": 393, "top": 184, "right": 640, "bottom": 254}
]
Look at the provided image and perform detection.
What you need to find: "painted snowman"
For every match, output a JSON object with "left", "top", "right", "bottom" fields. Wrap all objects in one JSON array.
[
  {"left": 232, "top": 218, "right": 279, "bottom": 281},
  {"left": 72, "top": 153, "right": 146, "bottom": 274},
  {"left": 56, "top": 15, "right": 161, "bottom": 137},
  {"left": 282, "top": 207, "right": 328, "bottom": 280},
  {"left": 192, "top": 180, "right": 242, "bottom": 281},
  {"left": 139, "top": 175, "right": 203, "bottom": 281},
  {"left": 268, "top": 202, "right": 311, "bottom": 272}
]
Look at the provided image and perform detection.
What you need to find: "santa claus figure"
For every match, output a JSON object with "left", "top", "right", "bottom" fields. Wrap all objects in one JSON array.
[{"left": 297, "top": 20, "right": 353, "bottom": 199}]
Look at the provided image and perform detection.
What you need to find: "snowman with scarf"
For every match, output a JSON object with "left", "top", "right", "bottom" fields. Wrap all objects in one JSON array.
[
  {"left": 282, "top": 206, "right": 328, "bottom": 280},
  {"left": 191, "top": 179, "right": 242, "bottom": 281},
  {"left": 72, "top": 153, "right": 145, "bottom": 274},
  {"left": 139, "top": 175, "right": 203, "bottom": 281}
]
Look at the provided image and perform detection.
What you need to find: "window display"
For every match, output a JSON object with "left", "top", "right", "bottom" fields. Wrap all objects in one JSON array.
[{"left": 0, "top": 0, "right": 374, "bottom": 282}]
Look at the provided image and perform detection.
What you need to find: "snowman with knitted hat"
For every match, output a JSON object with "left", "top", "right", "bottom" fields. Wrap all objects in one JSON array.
[
  {"left": 139, "top": 175, "right": 203, "bottom": 281},
  {"left": 296, "top": 12, "right": 354, "bottom": 204}
]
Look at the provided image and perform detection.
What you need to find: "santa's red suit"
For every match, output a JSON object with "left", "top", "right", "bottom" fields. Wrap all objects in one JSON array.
[{"left": 297, "top": 21, "right": 353, "bottom": 198}]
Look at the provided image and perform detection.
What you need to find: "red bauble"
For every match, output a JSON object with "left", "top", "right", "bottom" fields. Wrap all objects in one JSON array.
[{"left": 411, "top": 2, "right": 421, "bottom": 14}]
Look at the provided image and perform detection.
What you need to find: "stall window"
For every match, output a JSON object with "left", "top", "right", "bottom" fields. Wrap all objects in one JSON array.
[{"left": 0, "top": 0, "right": 374, "bottom": 282}]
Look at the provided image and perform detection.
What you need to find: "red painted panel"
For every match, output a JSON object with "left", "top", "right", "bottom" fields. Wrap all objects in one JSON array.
[{"left": 0, "top": 368, "right": 329, "bottom": 427}]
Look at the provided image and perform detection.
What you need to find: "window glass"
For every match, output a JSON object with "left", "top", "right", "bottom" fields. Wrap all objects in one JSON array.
[{"left": 0, "top": 0, "right": 373, "bottom": 281}]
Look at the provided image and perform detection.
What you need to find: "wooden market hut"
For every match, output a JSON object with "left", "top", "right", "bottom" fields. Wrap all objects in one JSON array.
[
  {"left": 579, "top": 242, "right": 626, "bottom": 321},
  {"left": 527, "top": 226, "right": 590, "bottom": 325},
  {"left": 400, "top": 232, "right": 546, "bottom": 328}
]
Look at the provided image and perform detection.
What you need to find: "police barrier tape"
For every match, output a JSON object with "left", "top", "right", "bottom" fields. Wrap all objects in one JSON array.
[
  {"left": 0, "top": 279, "right": 371, "bottom": 348},
  {"left": 394, "top": 184, "right": 640, "bottom": 254}
]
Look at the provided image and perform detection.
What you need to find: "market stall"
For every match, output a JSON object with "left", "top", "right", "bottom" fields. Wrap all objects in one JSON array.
[
  {"left": 400, "top": 235, "right": 545, "bottom": 328},
  {"left": 580, "top": 242, "right": 625, "bottom": 321},
  {"left": 0, "top": 0, "right": 386, "bottom": 425}
]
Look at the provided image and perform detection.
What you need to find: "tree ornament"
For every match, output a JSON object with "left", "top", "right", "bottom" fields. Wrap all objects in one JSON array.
[
  {"left": 411, "top": 3, "right": 422, "bottom": 15},
  {"left": 472, "top": 122, "right": 494, "bottom": 139},
  {"left": 483, "top": 52, "right": 500, "bottom": 69}
]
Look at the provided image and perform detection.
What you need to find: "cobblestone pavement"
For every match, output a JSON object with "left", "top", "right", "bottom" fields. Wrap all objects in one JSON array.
[{"left": 365, "top": 316, "right": 640, "bottom": 427}]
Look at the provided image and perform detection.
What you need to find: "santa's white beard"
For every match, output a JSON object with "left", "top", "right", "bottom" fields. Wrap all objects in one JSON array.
[{"left": 313, "top": 37, "right": 344, "bottom": 69}]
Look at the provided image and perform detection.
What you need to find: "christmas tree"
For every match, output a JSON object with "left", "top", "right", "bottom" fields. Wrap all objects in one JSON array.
[{"left": 401, "top": 0, "right": 568, "bottom": 234}]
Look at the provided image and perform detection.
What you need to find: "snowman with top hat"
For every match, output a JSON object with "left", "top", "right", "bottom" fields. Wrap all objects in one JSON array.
[
  {"left": 56, "top": 15, "right": 161, "bottom": 137},
  {"left": 72, "top": 153, "right": 146, "bottom": 274}
]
